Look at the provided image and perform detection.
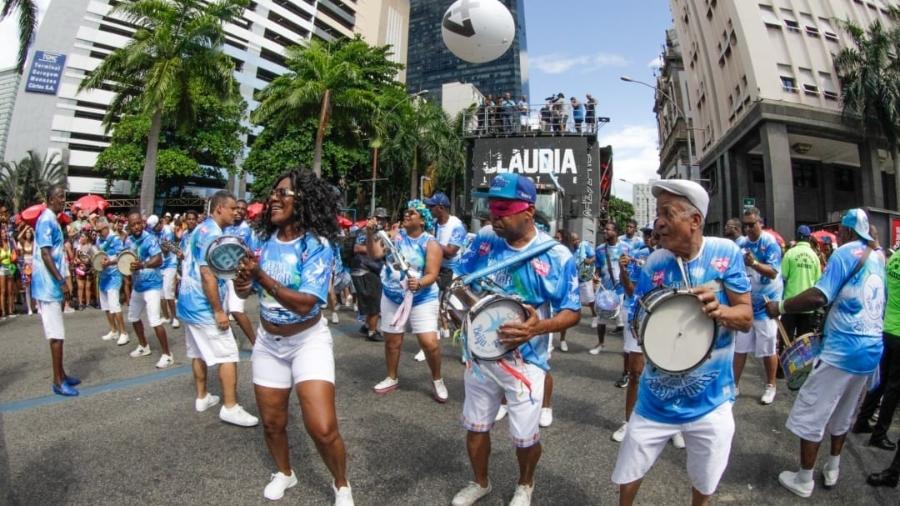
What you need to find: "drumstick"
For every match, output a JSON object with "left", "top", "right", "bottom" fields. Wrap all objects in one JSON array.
[{"left": 764, "top": 296, "right": 794, "bottom": 348}]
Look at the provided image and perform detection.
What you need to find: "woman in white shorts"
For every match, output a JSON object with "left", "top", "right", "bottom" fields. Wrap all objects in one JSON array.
[
  {"left": 234, "top": 170, "right": 353, "bottom": 505},
  {"left": 366, "top": 199, "right": 447, "bottom": 403}
]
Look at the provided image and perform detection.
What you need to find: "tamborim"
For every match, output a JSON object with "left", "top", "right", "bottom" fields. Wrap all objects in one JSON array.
[
  {"left": 91, "top": 252, "right": 108, "bottom": 272},
  {"left": 633, "top": 287, "right": 716, "bottom": 374},
  {"left": 206, "top": 235, "right": 250, "bottom": 279},
  {"left": 116, "top": 251, "right": 137, "bottom": 275},
  {"left": 779, "top": 332, "right": 822, "bottom": 391}
]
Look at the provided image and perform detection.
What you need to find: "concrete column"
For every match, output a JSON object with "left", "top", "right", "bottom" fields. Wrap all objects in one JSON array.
[
  {"left": 760, "top": 122, "right": 795, "bottom": 237},
  {"left": 858, "top": 141, "right": 885, "bottom": 208},
  {"left": 733, "top": 150, "right": 749, "bottom": 219}
]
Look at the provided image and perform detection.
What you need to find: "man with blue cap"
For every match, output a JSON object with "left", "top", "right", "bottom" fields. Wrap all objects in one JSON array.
[{"left": 766, "top": 208, "right": 886, "bottom": 498}]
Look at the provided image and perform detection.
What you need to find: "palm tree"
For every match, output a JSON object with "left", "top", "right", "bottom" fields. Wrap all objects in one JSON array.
[
  {"left": 79, "top": 0, "right": 246, "bottom": 214},
  {"left": 252, "top": 36, "right": 403, "bottom": 177},
  {"left": 834, "top": 15, "right": 900, "bottom": 209},
  {"left": 0, "top": 149, "right": 65, "bottom": 212},
  {"left": 2, "top": 0, "right": 37, "bottom": 73}
]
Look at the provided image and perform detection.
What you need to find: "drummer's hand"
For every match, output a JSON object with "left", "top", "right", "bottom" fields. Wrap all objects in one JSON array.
[
  {"left": 765, "top": 301, "right": 781, "bottom": 318},
  {"left": 692, "top": 286, "right": 724, "bottom": 320},
  {"left": 407, "top": 275, "right": 420, "bottom": 292},
  {"left": 233, "top": 273, "right": 253, "bottom": 295},
  {"left": 743, "top": 251, "right": 756, "bottom": 267},
  {"left": 498, "top": 305, "right": 540, "bottom": 346},
  {"left": 366, "top": 218, "right": 378, "bottom": 232},
  {"left": 130, "top": 260, "right": 142, "bottom": 271},
  {"left": 237, "top": 255, "right": 260, "bottom": 280},
  {"left": 618, "top": 255, "right": 630, "bottom": 269},
  {"left": 214, "top": 310, "right": 229, "bottom": 331}
]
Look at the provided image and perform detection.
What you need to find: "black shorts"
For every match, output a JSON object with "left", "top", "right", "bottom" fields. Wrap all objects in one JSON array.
[{"left": 352, "top": 272, "right": 382, "bottom": 316}]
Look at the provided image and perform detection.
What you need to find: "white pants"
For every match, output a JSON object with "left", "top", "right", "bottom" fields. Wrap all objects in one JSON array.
[
  {"left": 127, "top": 289, "right": 164, "bottom": 328},
  {"left": 161, "top": 268, "right": 177, "bottom": 300},
  {"left": 379, "top": 297, "right": 439, "bottom": 335},
  {"left": 579, "top": 281, "right": 595, "bottom": 305},
  {"left": 252, "top": 321, "right": 335, "bottom": 388},
  {"left": 225, "top": 279, "right": 245, "bottom": 314},
  {"left": 623, "top": 322, "right": 641, "bottom": 354},
  {"left": 735, "top": 318, "right": 777, "bottom": 357},
  {"left": 99, "top": 287, "right": 121, "bottom": 314},
  {"left": 185, "top": 323, "right": 240, "bottom": 366},
  {"left": 612, "top": 401, "right": 735, "bottom": 495},
  {"left": 786, "top": 360, "right": 868, "bottom": 442},
  {"left": 38, "top": 301, "right": 65, "bottom": 340}
]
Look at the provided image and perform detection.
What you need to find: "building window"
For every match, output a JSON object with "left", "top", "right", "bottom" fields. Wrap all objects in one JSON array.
[
  {"left": 834, "top": 166, "right": 856, "bottom": 191},
  {"left": 780, "top": 76, "right": 797, "bottom": 92},
  {"left": 792, "top": 161, "right": 819, "bottom": 188},
  {"left": 759, "top": 4, "right": 780, "bottom": 27},
  {"left": 819, "top": 72, "right": 839, "bottom": 100},
  {"left": 781, "top": 9, "right": 800, "bottom": 32}
]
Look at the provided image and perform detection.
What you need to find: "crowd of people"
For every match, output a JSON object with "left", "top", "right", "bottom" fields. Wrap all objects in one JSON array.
[
  {"left": 472, "top": 92, "right": 600, "bottom": 135},
  {"left": 6, "top": 172, "right": 900, "bottom": 505}
]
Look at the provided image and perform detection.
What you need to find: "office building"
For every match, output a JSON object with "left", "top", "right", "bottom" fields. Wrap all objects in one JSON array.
[
  {"left": 355, "top": 0, "right": 409, "bottom": 82},
  {"left": 664, "top": 0, "right": 898, "bottom": 236},
  {"left": 632, "top": 182, "right": 657, "bottom": 229},
  {"left": 0, "top": 67, "right": 20, "bottom": 161},
  {"left": 406, "top": 0, "right": 529, "bottom": 103},
  {"left": 654, "top": 28, "right": 695, "bottom": 181}
]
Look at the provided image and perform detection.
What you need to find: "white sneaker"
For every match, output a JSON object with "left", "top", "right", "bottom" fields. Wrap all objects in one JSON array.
[
  {"left": 591, "top": 316, "right": 599, "bottom": 328},
  {"left": 195, "top": 393, "right": 220, "bottom": 412},
  {"left": 509, "top": 484, "right": 534, "bottom": 506},
  {"left": 129, "top": 344, "right": 151, "bottom": 358},
  {"left": 433, "top": 379, "right": 449, "bottom": 403},
  {"left": 155, "top": 354, "right": 174, "bottom": 369},
  {"left": 671, "top": 431, "right": 686, "bottom": 449},
  {"left": 611, "top": 422, "right": 628, "bottom": 442},
  {"left": 451, "top": 481, "right": 492, "bottom": 506},
  {"left": 331, "top": 312, "right": 340, "bottom": 324},
  {"left": 823, "top": 462, "right": 839, "bottom": 489},
  {"left": 560, "top": 340, "right": 569, "bottom": 352},
  {"left": 160, "top": 318, "right": 170, "bottom": 325},
  {"left": 778, "top": 470, "right": 814, "bottom": 498},
  {"left": 760, "top": 384, "right": 776, "bottom": 405},
  {"left": 373, "top": 376, "right": 399, "bottom": 395},
  {"left": 495, "top": 404, "right": 508, "bottom": 421},
  {"left": 219, "top": 404, "right": 259, "bottom": 427},
  {"left": 264, "top": 470, "right": 297, "bottom": 500},
  {"left": 589, "top": 344, "right": 604, "bottom": 355},
  {"left": 333, "top": 481, "right": 354, "bottom": 506},
  {"left": 116, "top": 333, "right": 130, "bottom": 345},
  {"left": 539, "top": 407, "right": 553, "bottom": 427},
  {"left": 101, "top": 330, "right": 117, "bottom": 341},
  {"left": 172, "top": 318, "right": 181, "bottom": 329},
  {"left": 414, "top": 349, "right": 426, "bottom": 362}
]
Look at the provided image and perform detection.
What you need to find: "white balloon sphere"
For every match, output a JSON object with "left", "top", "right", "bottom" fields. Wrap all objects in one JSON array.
[{"left": 441, "top": 0, "right": 516, "bottom": 64}]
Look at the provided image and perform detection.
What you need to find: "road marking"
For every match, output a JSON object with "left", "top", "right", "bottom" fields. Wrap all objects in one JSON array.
[{"left": 0, "top": 350, "right": 251, "bottom": 413}]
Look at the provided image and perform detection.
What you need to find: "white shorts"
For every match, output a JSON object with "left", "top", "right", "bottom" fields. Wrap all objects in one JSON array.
[
  {"left": 734, "top": 318, "right": 777, "bottom": 357},
  {"left": 623, "top": 322, "right": 641, "bottom": 354},
  {"left": 185, "top": 323, "right": 240, "bottom": 365},
  {"left": 252, "top": 320, "right": 335, "bottom": 388},
  {"left": 225, "top": 279, "right": 245, "bottom": 314},
  {"left": 461, "top": 360, "right": 546, "bottom": 448},
  {"left": 579, "top": 281, "right": 595, "bottom": 305},
  {"left": 99, "top": 287, "right": 122, "bottom": 314},
  {"left": 161, "top": 268, "right": 177, "bottom": 300},
  {"left": 127, "top": 289, "right": 164, "bottom": 327},
  {"left": 786, "top": 360, "right": 868, "bottom": 442},
  {"left": 612, "top": 401, "right": 735, "bottom": 495},
  {"left": 38, "top": 301, "right": 65, "bottom": 340},
  {"left": 380, "top": 297, "right": 439, "bottom": 335}
]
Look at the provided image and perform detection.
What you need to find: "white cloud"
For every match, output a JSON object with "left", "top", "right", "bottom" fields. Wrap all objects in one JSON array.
[
  {"left": 647, "top": 56, "right": 664, "bottom": 69},
  {"left": 530, "top": 52, "right": 628, "bottom": 75},
  {"left": 598, "top": 125, "right": 660, "bottom": 203},
  {"left": 0, "top": 0, "right": 51, "bottom": 70}
]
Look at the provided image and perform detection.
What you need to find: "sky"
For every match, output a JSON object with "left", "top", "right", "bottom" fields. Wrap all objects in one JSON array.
[{"left": 0, "top": 0, "right": 673, "bottom": 202}]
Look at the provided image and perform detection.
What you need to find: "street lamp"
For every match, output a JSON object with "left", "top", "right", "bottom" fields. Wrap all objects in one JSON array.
[{"left": 620, "top": 76, "right": 696, "bottom": 180}]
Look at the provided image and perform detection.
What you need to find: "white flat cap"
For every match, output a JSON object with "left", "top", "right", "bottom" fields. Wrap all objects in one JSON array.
[
  {"left": 147, "top": 214, "right": 159, "bottom": 227},
  {"left": 651, "top": 179, "right": 709, "bottom": 220}
]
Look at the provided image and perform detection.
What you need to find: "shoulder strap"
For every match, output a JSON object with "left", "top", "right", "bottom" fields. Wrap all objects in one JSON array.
[
  {"left": 460, "top": 238, "right": 558, "bottom": 286},
  {"left": 604, "top": 244, "right": 617, "bottom": 285},
  {"left": 837, "top": 245, "right": 872, "bottom": 296}
]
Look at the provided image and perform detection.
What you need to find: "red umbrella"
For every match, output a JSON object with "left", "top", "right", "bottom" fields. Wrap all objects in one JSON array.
[
  {"left": 811, "top": 229, "right": 837, "bottom": 246},
  {"left": 73, "top": 194, "right": 109, "bottom": 213},
  {"left": 18, "top": 203, "right": 47, "bottom": 227},
  {"left": 337, "top": 215, "right": 353, "bottom": 228},
  {"left": 762, "top": 228, "right": 785, "bottom": 248},
  {"left": 353, "top": 219, "right": 368, "bottom": 230},
  {"left": 246, "top": 202, "right": 265, "bottom": 220}
]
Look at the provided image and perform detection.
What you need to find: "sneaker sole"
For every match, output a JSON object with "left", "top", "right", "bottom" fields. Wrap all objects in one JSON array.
[
  {"left": 433, "top": 389, "right": 448, "bottom": 404},
  {"left": 374, "top": 384, "right": 399, "bottom": 395},
  {"left": 778, "top": 476, "right": 813, "bottom": 498}
]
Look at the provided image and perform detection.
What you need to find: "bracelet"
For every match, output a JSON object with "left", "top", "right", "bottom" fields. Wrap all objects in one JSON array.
[{"left": 778, "top": 300, "right": 786, "bottom": 315}]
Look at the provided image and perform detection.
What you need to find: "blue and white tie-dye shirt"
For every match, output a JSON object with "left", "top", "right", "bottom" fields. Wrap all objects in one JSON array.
[
  {"left": 96, "top": 232, "right": 123, "bottom": 292},
  {"left": 619, "top": 234, "right": 645, "bottom": 252},
  {"left": 737, "top": 232, "right": 783, "bottom": 319},
  {"left": 31, "top": 208, "right": 64, "bottom": 302},
  {"left": 256, "top": 232, "right": 332, "bottom": 325},
  {"left": 456, "top": 227, "right": 581, "bottom": 371},
  {"left": 124, "top": 230, "right": 163, "bottom": 292},
  {"left": 224, "top": 220, "right": 253, "bottom": 246},
  {"left": 381, "top": 230, "right": 439, "bottom": 305},
  {"left": 628, "top": 237, "right": 751, "bottom": 424},
  {"left": 176, "top": 218, "right": 225, "bottom": 325},
  {"left": 595, "top": 241, "right": 632, "bottom": 295},
  {"left": 435, "top": 215, "right": 468, "bottom": 270},
  {"left": 814, "top": 240, "right": 885, "bottom": 374},
  {"left": 157, "top": 226, "right": 177, "bottom": 270},
  {"left": 575, "top": 241, "right": 595, "bottom": 282}
]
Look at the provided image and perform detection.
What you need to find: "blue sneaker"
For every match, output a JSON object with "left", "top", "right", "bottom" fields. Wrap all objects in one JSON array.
[
  {"left": 52, "top": 382, "right": 79, "bottom": 396},
  {"left": 63, "top": 375, "right": 81, "bottom": 386}
]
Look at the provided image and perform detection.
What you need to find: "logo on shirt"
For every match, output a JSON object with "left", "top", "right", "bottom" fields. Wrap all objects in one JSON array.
[
  {"left": 478, "top": 242, "right": 491, "bottom": 256},
  {"left": 652, "top": 270, "right": 665, "bottom": 286},
  {"left": 531, "top": 258, "right": 550, "bottom": 276},
  {"left": 863, "top": 273, "right": 885, "bottom": 321},
  {"left": 712, "top": 257, "right": 730, "bottom": 273}
]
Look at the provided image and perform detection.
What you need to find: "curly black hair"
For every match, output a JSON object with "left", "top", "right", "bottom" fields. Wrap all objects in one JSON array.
[{"left": 255, "top": 169, "right": 340, "bottom": 243}]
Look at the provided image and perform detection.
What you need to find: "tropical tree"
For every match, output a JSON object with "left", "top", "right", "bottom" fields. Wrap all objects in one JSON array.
[
  {"left": 2, "top": 0, "right": 37, "bottom": 73},
  {"left": 0, "top": 149, "right": 65, "bottom": 212},
  {"left": 79, "top": 0, "right": 247, "bottom": 214},
  {"left": 252, "top": 36, "right": 403, "bottom": 177},
  {"left": 607, "top": 196, "right": 635, "bottom": 232},
  {"left": 833, "top": 13, "right": 900, "bottom": 209}
]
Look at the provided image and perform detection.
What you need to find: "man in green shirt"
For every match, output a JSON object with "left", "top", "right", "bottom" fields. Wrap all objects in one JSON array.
[{"left": 781, "top": 226, "right": 822, "bottom": 338}]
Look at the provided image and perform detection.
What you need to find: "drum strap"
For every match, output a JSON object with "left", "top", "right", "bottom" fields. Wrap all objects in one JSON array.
[
  {"left": 604, "top": 244, "right": 618, "bottom": 288},
  {"left": 459, "top": 239, "right": 558, "bottom": 286},
  {"left": 821, "top": 245, "right": 872, "bottom": 332}
]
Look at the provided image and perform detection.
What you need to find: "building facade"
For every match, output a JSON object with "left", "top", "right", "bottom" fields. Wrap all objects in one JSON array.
[
  {"left": 3, "top": 0, "right": 361, "bottom": 201},
  {"left": 354, "top": 0, "right": 409, "bottom": 82},
  {"left": 654, "top": 29, "right": 696, "bottom": 181},
  {"left": 664, "top": 0, "right": 899, "bottom": 237},
  {"left": 0, "top": 67, "right": 20, "bottom": 162},
  {"left": 405, "top": 0, "right": 529, "bottom": 102},
  {"left": 632, "top": 182, "right": 657, "bottom": 229}
]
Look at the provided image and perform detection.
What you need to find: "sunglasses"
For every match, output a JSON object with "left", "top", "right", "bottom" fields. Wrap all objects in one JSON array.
[
  {"left": 270, "top": 188, "right": 296, "bottom": 199},
  {"left": 741, "top": 221, "right": 757, "bottom": 229}
]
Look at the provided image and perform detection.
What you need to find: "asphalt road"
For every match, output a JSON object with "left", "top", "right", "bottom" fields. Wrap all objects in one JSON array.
[{"left": 0, "top": 301, "right": 897, "bottom": 505}]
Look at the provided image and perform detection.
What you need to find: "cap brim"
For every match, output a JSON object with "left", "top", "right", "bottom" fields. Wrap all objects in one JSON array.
[{"left": 473, "top": 192, "right": 516, "bottom": 200}]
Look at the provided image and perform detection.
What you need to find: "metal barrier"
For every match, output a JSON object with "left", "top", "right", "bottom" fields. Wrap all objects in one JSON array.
[{"left": 460, "top": 103, "right": 609, "bottom": 137}]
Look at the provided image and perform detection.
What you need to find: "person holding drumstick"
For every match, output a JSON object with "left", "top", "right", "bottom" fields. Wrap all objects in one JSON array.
[
  {"left": 368, "top": 199, "right": 447, "bottom": 402},
  {"left": 611, "top": 179, "right": 752, "bottom": 506},
  {"left": 96, "top": 218, "right": 129, "bottom": 345},
  {"left": 233, "top": 170, "right": 353, "bottom": 504},
  {"left": 450, "top": 173, "right": 580, "bottom": 506}
]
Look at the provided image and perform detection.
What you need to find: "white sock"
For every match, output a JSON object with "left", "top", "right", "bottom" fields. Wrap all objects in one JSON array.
[
  {"left": 827, "top": 455, "right": 840, "bottom": 469},
  {"left": 797, "top": 469, "right": 814, "bottom": 483}
]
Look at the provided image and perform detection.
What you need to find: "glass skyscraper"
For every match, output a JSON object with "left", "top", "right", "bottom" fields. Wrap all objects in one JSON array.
[{"left": 406, "top": 0, "right": 529, "bottom": 103}]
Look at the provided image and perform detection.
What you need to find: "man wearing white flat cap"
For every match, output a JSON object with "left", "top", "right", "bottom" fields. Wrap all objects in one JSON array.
[{"left": 612, "top": 179, "right": 752, "bottom": 506}]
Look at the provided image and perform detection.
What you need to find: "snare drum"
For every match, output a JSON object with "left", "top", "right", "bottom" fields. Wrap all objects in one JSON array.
[
  {"left": 91, "top": 252, "right": 108, "bottom": 272},
  {"left": 633, "top": 287, "right": 717, "bottom": 374},
  {"left": 440, "top": 281, "right": 527, "bottom": 360},
  {"left": 779, "top": 332, "right": 822, "bottom": 391},
  {"left": 116, "top": 251, "right": 137, "bottom": 275},
  {"left": 206, "top": 235, "right": 250, "bottom": 279}
]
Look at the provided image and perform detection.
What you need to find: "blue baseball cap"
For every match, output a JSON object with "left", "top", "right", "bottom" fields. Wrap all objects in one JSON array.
[
  {"left": 797, "top": 225, "right": 811, "bottom": 238},
  {"left": 841, "top": 208, "right": 873, "bottom": 241},
  {"left": 424, "top": 192, "right": 450, "bottom": 208},
  {"left": 473, "top": 173, "right": 537, "bottom": 204}
]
